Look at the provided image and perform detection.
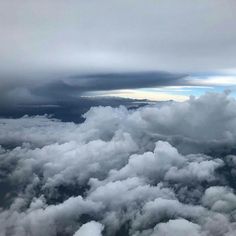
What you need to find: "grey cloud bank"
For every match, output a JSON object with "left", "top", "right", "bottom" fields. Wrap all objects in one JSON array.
[{"left": 1, "top": 93, "right": 236, "bottom": 235}]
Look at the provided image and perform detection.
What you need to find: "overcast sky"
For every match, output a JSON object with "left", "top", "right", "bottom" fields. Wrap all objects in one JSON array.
[{"left": 1, "top": 0, "right": 236, "bottom": 106}]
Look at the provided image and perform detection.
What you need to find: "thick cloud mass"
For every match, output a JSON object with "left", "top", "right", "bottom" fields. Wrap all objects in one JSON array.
[
  {"left": 73, "top": 221, "right": 104, "bottom": 236},
  {"left": 1, "top": 93, "right": 236, "bottom": 236}
]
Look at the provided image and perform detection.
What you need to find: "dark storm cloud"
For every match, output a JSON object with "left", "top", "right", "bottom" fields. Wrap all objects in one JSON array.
[
  {"left": 69, "top": 72, "right": 186, "bottom": 92},
  {"left": 0, "top": 71, "right": 187, "bottom": 119},
  {"left": 32, "top": 72, "right": 186, "bottom": 99}
]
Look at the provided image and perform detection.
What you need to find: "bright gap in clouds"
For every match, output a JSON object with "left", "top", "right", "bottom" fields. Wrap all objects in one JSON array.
[
  {"left": 85, "top": 74, "right": 236, "bottom": 102},
  {"left": 188, "top": 74, "right": 236, "bottom": 97},
  {"left": 85, "top": 89, "right": 189, "bottom": 102}
]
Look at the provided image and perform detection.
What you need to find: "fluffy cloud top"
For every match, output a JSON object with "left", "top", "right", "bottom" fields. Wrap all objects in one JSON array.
[
  {"left": 1, "top": 92, "right": 236, "bottom": 235},
  {"left": 73, "top": 221, "right": 104, "bottom": 236}
]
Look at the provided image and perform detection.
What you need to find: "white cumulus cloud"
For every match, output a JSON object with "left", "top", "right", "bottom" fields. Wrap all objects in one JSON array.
[{"left": 1, "top": 92, "right": 236, "bottom": 235}]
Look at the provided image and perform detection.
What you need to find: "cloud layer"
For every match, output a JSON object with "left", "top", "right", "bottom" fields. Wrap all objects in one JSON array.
[
  {"left": 1, "top": 0, "right": 236, "bottom": 75},
  {"left": 1, "top": 93, "right": 236, "bottom": 235}
]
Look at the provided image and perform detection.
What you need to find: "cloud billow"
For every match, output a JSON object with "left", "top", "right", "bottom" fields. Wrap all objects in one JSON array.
[{"left": 0, "top": 92, "right": 236, "bottom": 235}]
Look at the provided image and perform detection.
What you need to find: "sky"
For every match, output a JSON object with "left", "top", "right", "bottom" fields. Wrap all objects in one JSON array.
[{"left": 1, "top": 0, "right": 236, "bottom": 109}]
